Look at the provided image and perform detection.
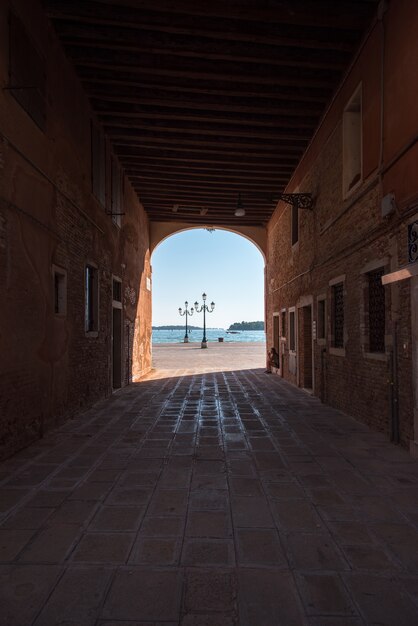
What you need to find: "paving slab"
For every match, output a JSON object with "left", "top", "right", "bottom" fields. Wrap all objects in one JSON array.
[{"left": 0, "top": 343, "right": 418, "bottom": 624}]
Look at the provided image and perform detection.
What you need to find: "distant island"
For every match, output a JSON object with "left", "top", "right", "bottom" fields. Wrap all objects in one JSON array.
[
  {"left": 152, "top": 325, "right": 202, "bottom": 330},
  {"left": 228, "top": 321, "right": 264, "bottom": 331}
]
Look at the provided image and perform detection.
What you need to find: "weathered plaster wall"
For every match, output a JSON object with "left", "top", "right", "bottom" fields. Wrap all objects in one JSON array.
[
  {"left": 0, "top": 0, "right": 152, "bottom": 459},
  {"left": 266, "top": 0, "right": 418, "bottom": 448}
]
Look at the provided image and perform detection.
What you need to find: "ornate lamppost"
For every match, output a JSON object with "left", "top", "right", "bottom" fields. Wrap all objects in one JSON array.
[
  {"left": 178, "top": 301, "right": 194, "bottom": 343},
  {"left": 194, "top": 293, "right": 215, "bottom": 349}
]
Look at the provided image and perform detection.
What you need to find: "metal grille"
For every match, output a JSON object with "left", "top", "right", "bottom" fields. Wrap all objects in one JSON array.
[
  {"left": 408, "top": 221, "right": 418, "bottom": 263},
  {"left": 332, "top": 283, "right": 344, "bottom": 348},
  {"left": 368, "top": 268, "right": 385, "bottom": 352}
]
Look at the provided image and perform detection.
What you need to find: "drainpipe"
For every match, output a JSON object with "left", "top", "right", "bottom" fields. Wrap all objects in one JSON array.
[
  {"left": 126, "top": 323, "right": 130, "bottom": 385},
  {"left": 390, "top": 321, "right": 400, "bottom": 443},
  {"left": 377, "top": 0, "right": 399, "bottom": 442},
  {"left": 321, "top": 347, "right": 327, "bottom": 403},
  {"left": 377, "top": 0, "right": 388, "bottom": 185}
]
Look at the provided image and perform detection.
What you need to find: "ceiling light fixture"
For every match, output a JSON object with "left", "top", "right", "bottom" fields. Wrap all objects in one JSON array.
[{"left": 234, "top": 193, "right": 245, "bottom": 217}]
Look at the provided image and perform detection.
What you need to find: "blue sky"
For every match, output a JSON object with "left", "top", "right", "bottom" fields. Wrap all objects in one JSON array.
[{"left": 151, "top": 229, "right": 265, "bottom": 329}]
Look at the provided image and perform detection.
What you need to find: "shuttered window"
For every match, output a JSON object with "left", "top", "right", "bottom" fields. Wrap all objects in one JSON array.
[
  {"left": 9, "top": 13, "right": 46, "bottom": 130},
  {"left": 91, "top": 122, "right": 106, "bottom": 206},
  {"left": 332, "top": 283, "right": 344, "bottom": 348}
]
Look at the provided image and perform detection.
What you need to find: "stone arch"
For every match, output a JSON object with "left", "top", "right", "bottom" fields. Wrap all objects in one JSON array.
[{"left": 149, "top": 221, "right": 267, "bottom": 263}]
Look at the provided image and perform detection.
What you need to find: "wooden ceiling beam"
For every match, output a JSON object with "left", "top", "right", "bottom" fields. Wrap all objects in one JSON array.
[
  {"left": 122, "top": 164, "right": 296, "bottom": 177},
  {"left": 137, "top": 187, "right": 282, "bottom": 197},
  {"left": 146, "top": 205, "right": 273, "bottom": 214},
  {"left": 110, "top": 134, "right": 308, "bottom": 150},
  {"left": 129, "top": 173, "right": 288, "bottom": 185},
  {"left": 95, "top": 105, "right": 318, "bottom": 131},
  {"left": 115, "top": 142, "right": 304, "bottom": 158},
  {"left": 46, "top": 0, "right": 373, "bottom": 32},
  {"left": 147, "top": 213, "right": 270, "bottom": 222},
  {"left": 59, "top": 37, "right": 348, "bottom": 72},
  {"left": 80, "top": 70, "right": 332, "bottom": 102},
  {"left": 125, "top": 165, "right": 295, "bottom": 177},
  {"left": 117, "top": 149, "right": 300, "bottom": 165},
  {"left": 67, "top": 50, "right": 339, "bottom": 88},
  {"left": 135, "top": 184, "right": 283, "bottom": 195},
  {"left": 54, "top": 20, "right": 356, "bottom": 54},
  {"left": 103, "top": 121, "right": 312, "bottom": 141},
  {"left": 89, "top": 92, "right": 325, "bottom": 117}
]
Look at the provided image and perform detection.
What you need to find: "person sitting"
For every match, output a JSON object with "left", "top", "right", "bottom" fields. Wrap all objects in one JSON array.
[{"left": 265, "top": 347, "right": 279, "bottom": 373}]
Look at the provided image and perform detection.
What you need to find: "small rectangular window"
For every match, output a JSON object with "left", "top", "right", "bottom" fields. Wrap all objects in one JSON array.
[
  {"left": 53, "top": 266, "right": 67, "bottom": 316},
  {"left": 291, "top": 205, "right": 299, "bottom": 246},
  {"left": 343, "top": 86, "right": 362, "bottom": 196},
  {"left": 281, "top": 310, "right": 286, "bottom": 338},
  {"left": 332, "top": 283, "right": 344, "bottom": 348},
  {"left": 289, "top": 310, "right": 296, "bottom": 351},
  {"left": 91, "top": 122, "right": 106, "bottom": 206},
  {"left": 85, "top": 265, "right": 99, "bottom": 333},
  {"left": 368, "top": 268, "right": 385, "bottom": 352},
  {"left": 9, "top": 13, "right": 46, "bottom": 130},
  {"left": 317, "top": 298, "right": 326, "bottom": 340},
  {"left": 112, "top": 278, "right": 122, "bottom": 303}
]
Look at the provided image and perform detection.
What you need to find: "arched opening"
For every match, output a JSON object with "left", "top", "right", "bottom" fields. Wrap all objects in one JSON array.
[{"left": 149, "top": 228, "right": 266, "bottom": 372}]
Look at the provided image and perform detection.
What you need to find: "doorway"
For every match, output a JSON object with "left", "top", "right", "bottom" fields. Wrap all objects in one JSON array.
[
  {"left": 112, "top": 277, "right": 122, "bottom": 389},
  {"left": 299, "top": 304, "right": 313, "bottom": 390},
  {"left": 273, "top": 313, "right": 280, "bottom": 372}
]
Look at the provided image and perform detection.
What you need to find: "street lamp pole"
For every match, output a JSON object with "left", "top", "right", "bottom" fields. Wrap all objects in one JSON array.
[
  {"left": 178, "top": 301, "right": 194, "bottom": 343},
  {"left": 194, "top": 293, "right": 215, "bottom": 349}
]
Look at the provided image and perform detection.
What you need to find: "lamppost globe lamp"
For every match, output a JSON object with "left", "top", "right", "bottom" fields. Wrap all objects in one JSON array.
[
  {"left": 178, "top": 301, "right": 194, "bottom": 343},
  {"left": 194, "top": 292, "right": 215, "bottom": 349}
]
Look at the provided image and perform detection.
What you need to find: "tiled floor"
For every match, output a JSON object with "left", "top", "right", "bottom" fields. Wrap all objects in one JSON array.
[{"left": 1, "top": 344, "right": 418, "bottom": 625}]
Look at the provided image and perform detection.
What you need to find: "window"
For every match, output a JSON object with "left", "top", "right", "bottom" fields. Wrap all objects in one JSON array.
[
  {"left": 111, "top": 156, "right": 123, "bottom": 227},
  {"left": 291, "top": 205, "right": 299, "bottom": 246},
  {"left": 273, "top": 314, "right": 280, "bottom": 352},
  {"left": 343, "top": 85, "right": 362, "bottom": 196},
  {"left": 85, "top": 265, "right": 99, "bottom": 333},
  {"left": 9, "top": 13, "right": 46, "bottom": 130},
  {"left": 368, "top": 268, "right": 385, "bottom": 352},
  {"left": 289, "top": 309, "right": 296, "bottom": 351},
  {"left": 331, "top": 283, "right": 344, "bottom": 348},
  {"left": 281, "top": 310, "right": 286, "bottom": 338},
  {"left": 91, "top": 122, "right": 106, "bottom": 206},
  {"left": 112, "top": 277, "right": 122, "bottom": 303},
  {"left": 317, "top": 298, "right": 326, "bottom": 340},
  {"left": 52, "top": 266, "right": 66, "bottom": 316}
]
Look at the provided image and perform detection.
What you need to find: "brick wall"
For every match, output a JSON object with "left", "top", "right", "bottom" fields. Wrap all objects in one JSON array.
[
  {"left": 0, "top": 0, "right": 152, "bottom": 459},
  {"left": 266, "top": 0, "right": 418, "bottom": 449}
]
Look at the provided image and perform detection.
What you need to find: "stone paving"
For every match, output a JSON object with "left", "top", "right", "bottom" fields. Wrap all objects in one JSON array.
[{"left": 1, "top": 343, "right": 418, "bottom": 625}]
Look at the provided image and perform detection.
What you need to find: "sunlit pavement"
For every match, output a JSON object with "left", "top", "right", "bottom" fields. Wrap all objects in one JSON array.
[{"left": 1, "top": 343, "right": 418, "bottom": 625}]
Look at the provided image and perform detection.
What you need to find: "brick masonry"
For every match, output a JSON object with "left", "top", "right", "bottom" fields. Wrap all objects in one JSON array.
[
  {"left": 0, "top": 0, "right": 152, "bottom": 459},
  {"left": 266, "top": 0, "right": 418, "bottom": 449}
]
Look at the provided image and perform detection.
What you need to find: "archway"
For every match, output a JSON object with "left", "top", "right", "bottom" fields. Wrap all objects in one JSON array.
[
  {"left": 150, "top": 227, "right": 266, "bottom": 356},
  {"left": 150, "top": 221, "right": 267, "bottom": 262}
]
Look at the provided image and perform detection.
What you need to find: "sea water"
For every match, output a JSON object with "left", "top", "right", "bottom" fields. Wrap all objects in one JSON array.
[{"left": 152, "top": 328, "right": 266, "bottom": 344}]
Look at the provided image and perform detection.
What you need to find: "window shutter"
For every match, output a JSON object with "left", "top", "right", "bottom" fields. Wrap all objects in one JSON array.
[{"left": 9, "top": 13, "right": 46, "bottom": 130}]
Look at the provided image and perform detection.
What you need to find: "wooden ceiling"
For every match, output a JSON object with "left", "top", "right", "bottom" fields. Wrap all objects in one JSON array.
[{"left": 46, "top": 0, "right": 378, "bottom": 226}]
